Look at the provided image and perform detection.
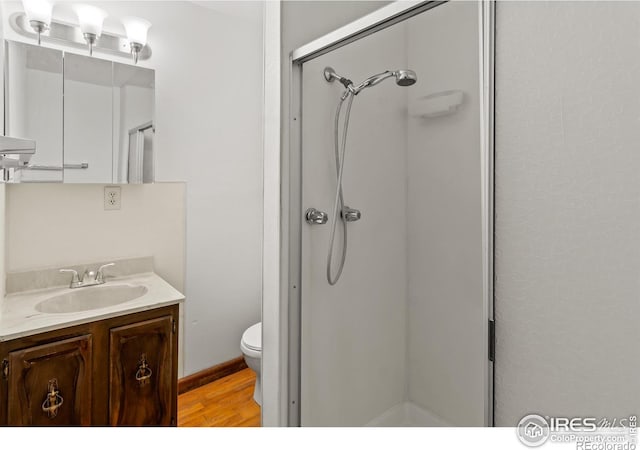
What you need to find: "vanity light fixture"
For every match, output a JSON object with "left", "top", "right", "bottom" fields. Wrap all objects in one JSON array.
[
  {"left": 121, "top": 17, "right": 151, "bottom": 64},
  {"left": 12, "top": 5, "right": 152, "bottom": 61},
  {"left": 21, "top": 0, "right": 53, "bottom": 45},
  {"left": 74, "top": 4, "right": 107, "bottom": 56}
]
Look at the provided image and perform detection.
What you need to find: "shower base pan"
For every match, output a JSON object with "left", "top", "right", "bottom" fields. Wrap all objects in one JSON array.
[{"left": 366, "top": 402, "right": 450, "bottom": 427}]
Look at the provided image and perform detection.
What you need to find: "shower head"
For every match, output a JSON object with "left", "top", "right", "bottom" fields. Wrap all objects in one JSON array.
[
  {"left": 324, "top": 67, "right": 417, "bottom": 95},
  {"left": 351, "top": 69, "right": 417, "bottom": 94},
  {"left": 395, "top": 69, "right": 417, "bottom": 86}
]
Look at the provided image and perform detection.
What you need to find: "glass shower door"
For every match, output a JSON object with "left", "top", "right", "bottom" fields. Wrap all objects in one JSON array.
[{"left": 295, "top": 0, "right": 493, "bottom": 427}]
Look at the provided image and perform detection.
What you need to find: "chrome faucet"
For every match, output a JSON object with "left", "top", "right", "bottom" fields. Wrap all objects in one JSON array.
[{"left": 60, "top": 263, "right": 115, "bottom": 289}]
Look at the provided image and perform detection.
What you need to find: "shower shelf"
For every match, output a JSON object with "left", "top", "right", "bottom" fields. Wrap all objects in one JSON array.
[{"left": 409, "top": 90, "right": 465, "bottom": 118}]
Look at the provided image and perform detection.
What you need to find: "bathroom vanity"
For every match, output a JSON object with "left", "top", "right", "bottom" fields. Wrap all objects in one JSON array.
[{"left": 0, "top": 269, "right": 183, "bottom": 426}]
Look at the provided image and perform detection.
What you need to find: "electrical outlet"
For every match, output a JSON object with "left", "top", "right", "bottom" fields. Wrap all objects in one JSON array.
[{"left": 104, "top": 186, "right": 121, "bottom": 210}]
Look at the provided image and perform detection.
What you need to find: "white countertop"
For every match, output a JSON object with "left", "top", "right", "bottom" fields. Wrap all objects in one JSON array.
[{"left": 0, "top": 272, "right": 185, "bottom": 342}]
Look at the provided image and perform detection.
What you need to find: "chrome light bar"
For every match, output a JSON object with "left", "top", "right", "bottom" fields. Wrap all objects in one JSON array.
[{"left": 10, "top": 12, "right": 151, "bottom": 61}]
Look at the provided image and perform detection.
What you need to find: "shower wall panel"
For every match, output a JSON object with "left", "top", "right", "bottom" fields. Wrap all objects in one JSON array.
[{"left": 300, "top": 24, "right": 408, "bottom": 426}]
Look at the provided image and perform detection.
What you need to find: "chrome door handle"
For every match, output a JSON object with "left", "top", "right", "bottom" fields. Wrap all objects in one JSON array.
[{"left": 305, "top": 208, "right": 328, "bottom": 225}]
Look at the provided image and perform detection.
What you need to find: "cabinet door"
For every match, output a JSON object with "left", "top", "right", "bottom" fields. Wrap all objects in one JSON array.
[
  {"left": 7, "top": 335, "right": 92, "bottom": 425},
  {"left": 109, "top": 316, "right": 174, "bottom": 426}
]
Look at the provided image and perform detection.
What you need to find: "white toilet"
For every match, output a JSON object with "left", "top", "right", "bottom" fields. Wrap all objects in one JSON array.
[{"left": 241, "top": 322, "right": 262, "bottom": 405}]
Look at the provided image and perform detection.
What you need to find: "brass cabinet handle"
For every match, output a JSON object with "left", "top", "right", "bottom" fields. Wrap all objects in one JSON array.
[
  {"left": 135, "top": 353, "right": 152, "bottom": 385},
  {"left": 41, "top": 378, "right": 64, "bottom": 419}
]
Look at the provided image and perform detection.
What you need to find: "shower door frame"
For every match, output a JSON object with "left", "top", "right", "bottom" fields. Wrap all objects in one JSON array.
[{"left": 286, "top": 0, "right": 496, "bottom": 426}]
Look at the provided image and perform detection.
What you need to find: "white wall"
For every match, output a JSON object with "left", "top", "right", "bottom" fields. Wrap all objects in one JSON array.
[
  {"left": 139, "top": 1, "right": 264, "bottom": 375},
  {"left": 5, "top": 183, "right": 185, "bottom": 292},
  {"left": 1, "top": 1, "right": 264, "bottom": 376},
  {"left": 495, "top": 1, "right": 640, "bottom": 425},
  {"left": 406, "top": 1, "right": 485, "bottom": 426}
]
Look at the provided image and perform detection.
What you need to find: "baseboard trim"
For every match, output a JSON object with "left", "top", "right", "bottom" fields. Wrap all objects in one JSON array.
[{"left": 178, "top": 356, "right": 248, "bottom": 394}]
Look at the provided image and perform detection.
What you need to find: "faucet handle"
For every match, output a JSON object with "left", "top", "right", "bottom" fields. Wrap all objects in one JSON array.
[
  {"left": 60, "top": 269, "right": 81, "bottom": 288},
  {"left": 96, "top": 263, "right": 115, "bottom": 283}
]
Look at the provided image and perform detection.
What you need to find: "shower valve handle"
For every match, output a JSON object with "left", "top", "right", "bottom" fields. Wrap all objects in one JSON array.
[
  {"left": 305, "top": 208, "right": 329, "bottom": 225},
  {"left": 341, "top": 207, "right": 361, "bottom": 222}
]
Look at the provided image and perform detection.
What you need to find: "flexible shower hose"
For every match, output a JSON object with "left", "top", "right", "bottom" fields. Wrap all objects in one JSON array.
[{"left": 327, "top": 90, "right": 355, "bottom": 285}]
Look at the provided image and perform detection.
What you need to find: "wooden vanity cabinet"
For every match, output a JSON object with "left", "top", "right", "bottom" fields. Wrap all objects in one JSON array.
[{"left": 0, "top": 304, "right": 178, "bottom": 426}]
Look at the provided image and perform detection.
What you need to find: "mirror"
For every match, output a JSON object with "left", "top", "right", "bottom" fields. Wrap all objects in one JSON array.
[
  {"left": 4, "top": 40, "right": 155, "bottom": 183},
  {"left": 63, "top": 53, "right": 113, "bottom": 183},
  {"left": 4, "top": 41, "right": 63, "bottom": 182},
  {"left": 113, "top": 63, "right": 155, "bottom": 184}
]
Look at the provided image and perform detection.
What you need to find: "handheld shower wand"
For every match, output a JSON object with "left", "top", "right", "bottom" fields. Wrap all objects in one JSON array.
[
  {"left": 325, "top": 67, "right": 417, "bottom": 95},
  {"left": 351, "top": 69, "right": 417, "bottom": 94},
  {"left": 322, "top": 66, "right": 417, "bottom": 285}
]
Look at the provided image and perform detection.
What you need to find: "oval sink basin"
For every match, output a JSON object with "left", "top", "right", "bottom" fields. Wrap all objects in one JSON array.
[{"left": 36, "top": 284, "right": 148, "bottom": 314}]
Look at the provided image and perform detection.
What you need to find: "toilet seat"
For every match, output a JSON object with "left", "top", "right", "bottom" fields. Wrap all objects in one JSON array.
[
  {"left": 241, "top": 340, "right": 261, "bottom": 359},
  {"left": 241, "top": 322, "right": 261, "bottom": 352}
]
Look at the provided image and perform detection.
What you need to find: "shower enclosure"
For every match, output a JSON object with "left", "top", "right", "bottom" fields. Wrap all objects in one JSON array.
[{"left": 286, "top": 1, "right": 494, "bottom": 426}]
